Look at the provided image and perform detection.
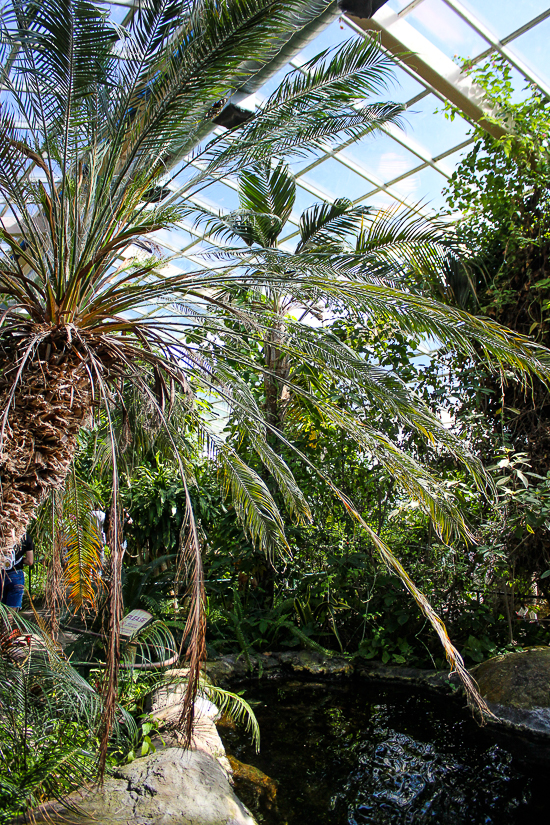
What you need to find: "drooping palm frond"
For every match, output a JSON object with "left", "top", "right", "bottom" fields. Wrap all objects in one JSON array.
[
  {"left": 326, "top": 492, "right": 494, "bottom": 720},
  {"left": 59, "top": 471, "right": 103, "bottom": 609},
  {"left": 174, "top": 471, "right": 206, "bottom": 743},
  {"left": 217, "top": 444, "right": 288, "bottom": 551},
  {"left": 34, "top": 469, "right": 104, "bottom": 630},
  {"left": 201, "top": 680, "right": 260, "bottom": 752}
]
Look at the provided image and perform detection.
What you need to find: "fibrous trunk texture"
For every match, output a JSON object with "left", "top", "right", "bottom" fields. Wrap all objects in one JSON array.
[
  {"left": 263, "top": 323, "right": 290, "bottom": 436},
  {"left": 0, "top": 339, "right": 92, "bottom": 563}
]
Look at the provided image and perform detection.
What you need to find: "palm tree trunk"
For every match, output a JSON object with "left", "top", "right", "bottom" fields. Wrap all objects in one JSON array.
[
  {"left": 0, "top": 346, "right": 92, "bottom": 562},
  {"left": 263, "top": 324, "right": 290, "bottom": 438}
]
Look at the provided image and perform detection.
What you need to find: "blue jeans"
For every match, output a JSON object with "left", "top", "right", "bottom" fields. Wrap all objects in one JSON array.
[{"left": 0, "top": 568, "right": 25, "bottom": 608}]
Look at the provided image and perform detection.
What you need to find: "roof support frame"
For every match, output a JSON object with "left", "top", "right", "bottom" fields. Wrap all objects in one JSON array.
[
  {"left": 344, "top": 5, "right": 508, "bottom": 138},
  {"left": 441, "top": 0, "right": 550, "bottom": 98}
]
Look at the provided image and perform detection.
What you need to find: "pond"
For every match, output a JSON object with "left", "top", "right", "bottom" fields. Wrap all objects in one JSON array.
[{"left": 218, "top": 679, "right": 547, "bottom": 825}]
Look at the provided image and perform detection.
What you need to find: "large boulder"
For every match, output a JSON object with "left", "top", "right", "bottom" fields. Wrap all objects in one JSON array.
[
  {"left": 471, "top": 646, "right": 550, "bottom": 762},
  {"left": 26, "top": 688, "right": 258, "bottom": 825},
  {"left": 474, "top": 646, "right": 550, "bottom": 710},
  {"left": 29, "top": 748, "right": 257, "bottom": 825}
]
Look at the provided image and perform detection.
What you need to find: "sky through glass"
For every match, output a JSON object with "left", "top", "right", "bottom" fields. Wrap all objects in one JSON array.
[
  {"left": 4, "top": 0, "right": 548, "bottom": 275},
  {"left": 104, "top": 0, "right": 549, "bottom": 273}
]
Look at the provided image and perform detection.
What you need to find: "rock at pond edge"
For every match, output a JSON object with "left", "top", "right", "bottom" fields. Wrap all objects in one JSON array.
[
  {"left": 473, "top": 646, "right": 550, "bottom": 710},
  {"left": 24, "top": 748, "right": 258, "bottom": 825}
]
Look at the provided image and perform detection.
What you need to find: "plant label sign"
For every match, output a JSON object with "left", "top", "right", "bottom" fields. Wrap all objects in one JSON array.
[{"left": 120, "top": 609, "right": 154, "bottom": 640}]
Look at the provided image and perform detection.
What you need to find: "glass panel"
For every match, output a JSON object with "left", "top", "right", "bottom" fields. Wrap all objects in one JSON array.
[
  {"left": 289, "top": 147, "right": 327, "bottom": 175},
  {"left": 278, "top": 238, "right": 296, "bottom": 253},
  {"left": 359, "top": 191, "right": 402, "bottom": 211},
  {"left": 294, "top": 19, "right": 359, "bottom": 66},
  {"left": 387, "top": 63, "right": 429, "bottom": 103},
  {"left": 405, "top": 0, "right": 489, "bottom": 60},
  {"left": 167, "top": 257, "right": 202, "bottom": 274},
  {"left": 200, "top": 182, "right": 240, "bottom": 212},
  {"left": 256, "top": 66, "right": 296, "bottom": 102},
  {"left": 300, "top": 158, "right": 373, "bottom": 201},
  {"left": 403, "top": 94, "right": 471, "bottom": 157},
  {"left": 390, "top": 165, "right": 448, "bottom": 212},
  {"left": 507, "top": 15, "right": 550, "bottom": 88},
  {"left": 436, "top": 143, "right": 472, "bottom": 176},
  {"left": 279, "top": 223, "right": 301, "bottom": 248},
  {"left": 459, "top": 0, "right": 550, "bottom": 41},
  {"left": 339, "top": 131, "right": 421, "bottom": 181},
  {"left": 171, "top": 164, "right": 201, "bottom": 190},
  {"left": 384, "top": 0, "right": 419, "bottom": 13},
  {"left": 108, "top": 3, "right": 131, "bottom": 25},
  {"left": 292, "top": 185, "right": 326, "bottom": 218},
  {"left": 151, "top": 228, "right": 197, "bottom": 252}
]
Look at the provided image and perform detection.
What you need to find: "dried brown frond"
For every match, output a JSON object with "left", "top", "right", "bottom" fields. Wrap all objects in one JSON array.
[
  {"left": 176, "top": 481, "right": 206, "bottom": 743},
  {"left": 97, "top": 503, "right": 124, "bottom": 778},
  {"left": 335, "top": 486, "right": 495, "bottom": 721}
]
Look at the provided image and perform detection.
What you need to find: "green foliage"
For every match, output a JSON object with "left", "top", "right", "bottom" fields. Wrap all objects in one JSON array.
[
  {"left": 125, "top": 456, "right": 189, "bottom": 561},
  {"left": 117, "top": 718, "right": 162, "bottom": 765},
  {"left": 440, "top": 55, "right": 550, "bottom": 592},
  {"left": 444, "top": 55, "right": 550, "bottom": 329},
  {"left": 0, "top": 608, "right": 133, "bottom": 823}
]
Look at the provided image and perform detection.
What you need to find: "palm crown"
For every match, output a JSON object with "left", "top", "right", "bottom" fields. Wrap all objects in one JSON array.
[{"left": 0, "top": 0, "right": 405, "bottom": 555}]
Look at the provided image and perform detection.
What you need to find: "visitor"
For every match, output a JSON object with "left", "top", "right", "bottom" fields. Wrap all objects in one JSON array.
[
  {"left": 91, "top": 507, "right": 107, "bottom": 544},
  {"left": 103, "top": 506, "right": 133, "bottom": 550},
  {"left": 0, "top": 534, "right": 34, "bottom": 610}
]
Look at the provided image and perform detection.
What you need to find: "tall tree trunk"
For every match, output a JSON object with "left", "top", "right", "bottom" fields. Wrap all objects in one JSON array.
[
  {"left": 261, "top": 320, "right": 290, "bottom": 607},
  {"left": 0, "top": 341, "right": 92, "bottom": 562},
  {"left": 263, "top": 322, "right": 290, "bottom": 440}
]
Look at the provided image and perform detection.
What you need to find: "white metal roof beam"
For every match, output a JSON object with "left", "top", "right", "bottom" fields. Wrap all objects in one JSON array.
[
  {"left": 344, "top": 5, "right": 507, "bottom": 139},
  {"left": 441, "top": 0, "right": 550, "bottom": 99}
]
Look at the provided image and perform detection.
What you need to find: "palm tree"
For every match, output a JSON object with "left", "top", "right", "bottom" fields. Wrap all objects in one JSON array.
[
  {"left": 1, "top": 0, "right": 550, "bottom": 755},
  {"left": 0, "top": 0, "right": 405, "bottom": 558},
  {"left": 0, "top": 0, "right": 410, "bottom": 749},
  {"left": 195, "top": 160, "right": 372, "bottom": 434},
  {"left": 195, "top": 160, "right": 471, "bottom": 438}
]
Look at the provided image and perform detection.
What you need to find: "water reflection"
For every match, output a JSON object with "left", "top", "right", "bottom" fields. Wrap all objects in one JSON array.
[{"left": 218, "top": 680, "right": 545, "bottom": 825}]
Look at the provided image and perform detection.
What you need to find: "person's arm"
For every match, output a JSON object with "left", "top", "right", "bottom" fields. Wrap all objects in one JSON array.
[{"left": 22, "top": 535, "right": 34, "bottom": 567}]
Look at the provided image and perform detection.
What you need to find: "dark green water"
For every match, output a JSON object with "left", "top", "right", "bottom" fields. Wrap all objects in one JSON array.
[{"left": 219, "top": 679, "right": 547, "bottom": 825}]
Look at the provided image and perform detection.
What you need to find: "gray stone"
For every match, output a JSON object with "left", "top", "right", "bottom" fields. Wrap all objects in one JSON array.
[
  {"left": 205, "top": 650, "right": 354, "bottom": 685},
  {"left": 26, "top": 685, "right": 257, "bottom": 825},
  {"left": 30, "top": 748, "right": 257, "bottom": 825},
  {"left": 473, "top": 646, "right": 550, "bottom": 710},
  {"left": 466, "top": 646, "right": 550, "bottom": 763}
]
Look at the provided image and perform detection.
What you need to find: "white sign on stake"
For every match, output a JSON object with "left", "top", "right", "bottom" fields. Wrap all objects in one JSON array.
[{"left": 120, "top": 609, "right": 154, "bottom": 640}]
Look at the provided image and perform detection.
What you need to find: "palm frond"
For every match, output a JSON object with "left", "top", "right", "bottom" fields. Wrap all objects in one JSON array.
[
  {"left": 0, "top": 606, "right": 133, "bottom": 818},
  {"left": 201, "top": 681, "right": 260, "bottom": 752},
  {"left": 296, "top": 199, "right": 370, "bottom": 252},
  {"left": 60, "top": 469, "right": 104, "bottom": 609},
  {"left": 237, "top": 160, "right": 296, "bottom": 245},
  {"left": 329, "top": 496, "right": 493, "bottom": 720},
  {"left": 217, "top": 445, "right": 288, "bottom": 553}
]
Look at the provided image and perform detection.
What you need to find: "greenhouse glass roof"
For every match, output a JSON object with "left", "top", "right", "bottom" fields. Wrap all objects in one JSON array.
[{"left": 104, "top": 0, "right": 550, "bottom": 272}]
